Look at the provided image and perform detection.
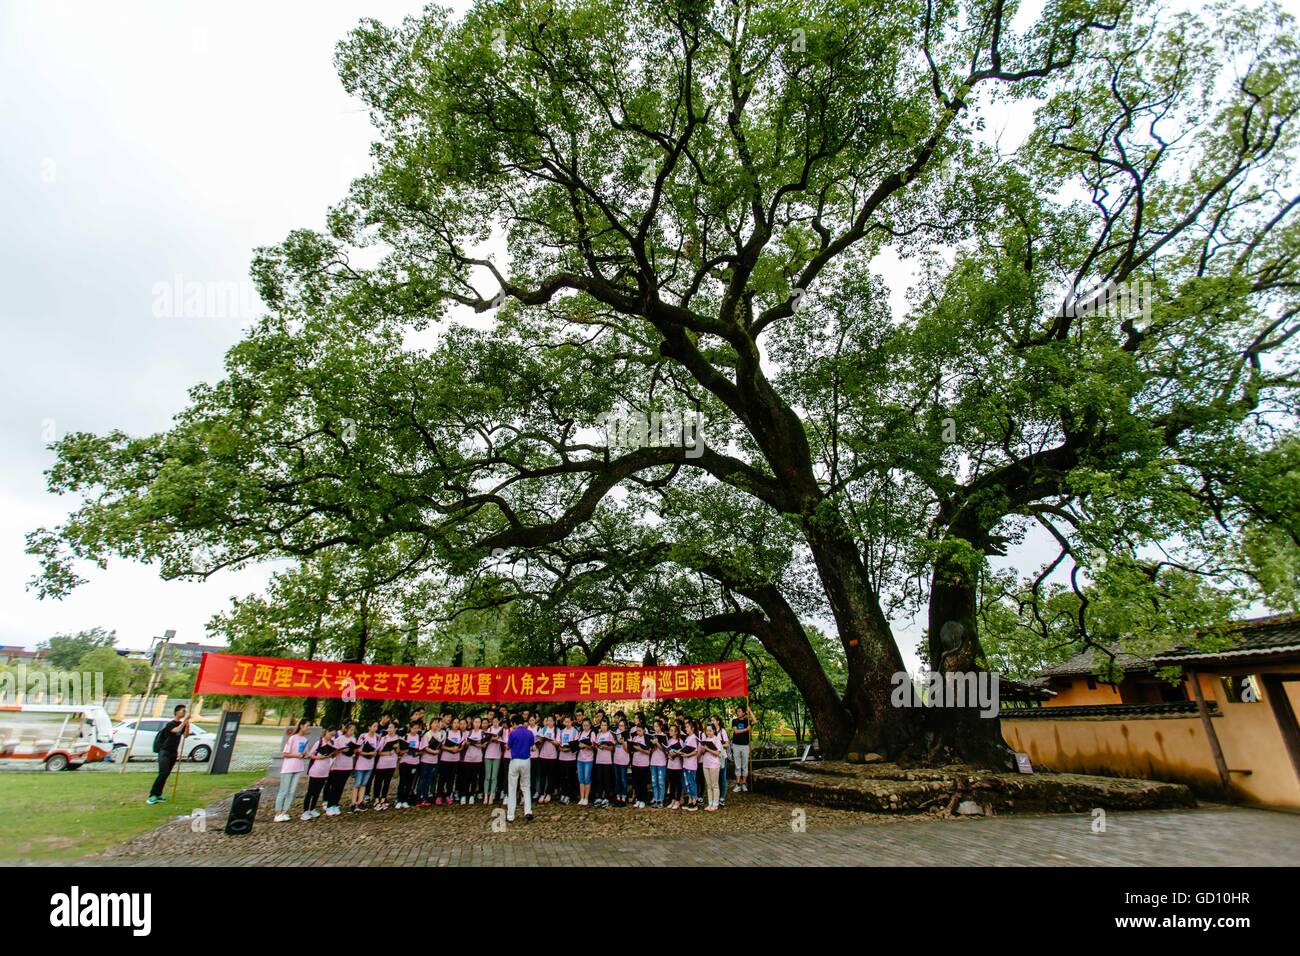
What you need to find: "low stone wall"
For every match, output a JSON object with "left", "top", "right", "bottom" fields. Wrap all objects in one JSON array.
[{"left": 753, "top": 760, "right": 1196, "bottom": 815}]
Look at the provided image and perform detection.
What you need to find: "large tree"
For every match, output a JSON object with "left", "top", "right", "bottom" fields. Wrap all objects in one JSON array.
[{"left": 29, "top": 0, "right": 1300, "bottom": 766}]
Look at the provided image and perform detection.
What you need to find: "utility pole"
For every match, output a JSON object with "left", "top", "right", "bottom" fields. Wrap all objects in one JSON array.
[{"left": 119, "top": 629, "right": 175, "bottom": 773}]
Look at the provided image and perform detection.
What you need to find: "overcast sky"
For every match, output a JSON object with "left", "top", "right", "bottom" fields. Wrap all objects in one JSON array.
[
  {"left": 0, "top": 0, "right": 1240, "bottom": 669},
  {"left": 1, "top": 0, "right": 442, "bottom": 652}
]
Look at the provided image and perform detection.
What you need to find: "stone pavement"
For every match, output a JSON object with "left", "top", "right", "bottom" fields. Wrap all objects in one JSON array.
[{"left": 51, "top": 806, "right": 1300, "bottom": 867}]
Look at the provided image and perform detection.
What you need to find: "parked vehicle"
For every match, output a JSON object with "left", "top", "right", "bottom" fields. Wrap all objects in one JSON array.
[
  {"left": 111, "top": 717, "right": 215, "bottom": 762},
  {"left": 0, "top": 704, "right": 115, "bottom": 771}
]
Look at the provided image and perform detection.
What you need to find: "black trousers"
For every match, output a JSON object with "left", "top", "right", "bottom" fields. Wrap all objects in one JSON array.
[
  {"left": 537, "top": 758, "right": 558, "bottom": 795},
  {"left": 593, "top": 762, "right": 614, "bottom": 800},
  {"left": 561, "top": 760, "right": 578, "bottom": 799},
  {"left": 303, "top": 775, "right": 328, "bottom": 812},
  {"left": 666, "top": 767, "right": 683, "bottom": 802},
  {"left": 397, "top": 764, "right": 416, "bottom": 803},
  {"left": 438, "top": 762, "right": 458, "bottom": 797},
  {"left": 631, "top": 764, "right": 650, "bottom": 804},
  {"left": 373, "top": 767, "right": 394, "bottom": 802},
  {"left": 464, "top": 761, "right": 484, "bottom": 796},
  {"left": 149, "top": 749, "right": 177, "bottom": 798},
  {"left": 324, "top": 769, "right": 351, "bottom": 807}
]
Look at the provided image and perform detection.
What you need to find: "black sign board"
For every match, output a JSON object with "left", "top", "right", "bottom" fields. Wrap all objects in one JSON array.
[{"left": 209, "top": 709, "right": 242, "bottom": 775}]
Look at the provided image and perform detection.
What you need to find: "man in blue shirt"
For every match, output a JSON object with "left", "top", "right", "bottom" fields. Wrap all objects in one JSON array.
[{"left": 506, "top": 714, "right": 535, "bottom": 823}]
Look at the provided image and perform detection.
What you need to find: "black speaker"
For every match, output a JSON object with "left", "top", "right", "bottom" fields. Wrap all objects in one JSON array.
[{"left": 224, "top": 787, "right": 261, "bottom": 835}]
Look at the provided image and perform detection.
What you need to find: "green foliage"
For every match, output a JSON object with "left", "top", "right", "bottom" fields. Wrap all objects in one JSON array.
[{"left": 38, "top": 627, "right": 116, "bottom": 670}]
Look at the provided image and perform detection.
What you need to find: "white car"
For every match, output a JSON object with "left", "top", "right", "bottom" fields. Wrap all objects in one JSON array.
[{"left": 112, "top": 718, "right": 215, "bottom": 762}]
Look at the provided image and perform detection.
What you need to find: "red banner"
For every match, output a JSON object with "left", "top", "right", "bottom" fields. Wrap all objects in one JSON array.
[{"left": 193, "top": 652, "right": 747, "bottom": 703}]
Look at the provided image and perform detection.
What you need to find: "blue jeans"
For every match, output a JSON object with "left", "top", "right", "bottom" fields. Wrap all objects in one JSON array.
[
  {"left": 682, "top": 768, "right": 698, "bottom": 800},
  {"left": 650, "top": 764, "right": 666, "bottom": 803},
  {"left": 416, "top": 763, "right": 435, "bottom": 800},
  {"left": 613, "top": 764, "right": 628, "bottom": 800},
  {"left": 577, "top": 760, "right": 593, "bottom": 785}
]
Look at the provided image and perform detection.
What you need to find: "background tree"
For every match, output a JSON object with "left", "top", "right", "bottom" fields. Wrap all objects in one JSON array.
[{"left": 39, "top": 627, "right": 117, "bottom": 671}]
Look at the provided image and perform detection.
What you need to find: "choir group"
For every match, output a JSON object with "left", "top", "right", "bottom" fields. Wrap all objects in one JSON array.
[{"left": 270, "top": 705, "right": 756, "bottom": 822}]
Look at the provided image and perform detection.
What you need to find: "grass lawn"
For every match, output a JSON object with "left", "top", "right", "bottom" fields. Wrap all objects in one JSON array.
[{"left": 0, "top": 770, "right": 262, "bottom": 861}]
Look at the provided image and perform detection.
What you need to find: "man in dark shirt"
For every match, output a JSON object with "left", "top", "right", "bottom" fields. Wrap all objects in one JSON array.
[
  {"left": 147, "top": 704, "right": 191, "bottom": 804},
  {"left": 730, "top": 706, "right": 752, "bottom": 792}
]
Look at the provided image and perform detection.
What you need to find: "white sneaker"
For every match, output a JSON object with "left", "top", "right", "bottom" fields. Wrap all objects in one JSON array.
[
  {"left": 579, "top": 798, "right": 588, "bottom": 806},
  {"left": 300, "top": 811, "right": 312, "bottom": 821},
  {"left": 274, "top": 813, "right": 290, "bottom": 822},
  {"left": 636, "top": 801, "right": 645, "bottom": 809}
]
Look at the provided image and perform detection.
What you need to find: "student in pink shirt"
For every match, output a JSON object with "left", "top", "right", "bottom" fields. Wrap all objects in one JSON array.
[
  {"left": 274, "top": 718, "right": 313, "bottom": 822},
  {"left": 483, "top": 716, "right": 505, "bottom": 805},
  {"left": 700, "top": 726, "right": 722, "bottom": 811},
  {"left": 629, "top": 721, "right": 652, "bottom": 809},
  {"left": 557, "top": 715, "right": 579, "bottom": 804},
  {"left": 440, "top": 718, "right": 464, "bottom": 804},
  {"left": 576, "top": 718, "right": 595, "bottom": 806},
  {"left": 612, "top": 719, "right": 632, "bottom": 807},
  {"left": 351, "top": 720, "right": 380, "bottom": 813},
  {"left": 536, "top": 715, "right": 559, "bottom": 803},
  {"left": 301, "top": 724, "right": 335, "bottom": 820},
  {"left": 711, "top": 714, "right": 730, "bottom": 807},
  {"left": 527, "top": 716, "right": 541, "bottom": 801},
  {"left": 648, "top": 717, "right": 669, "bottom": 808},
  {"left": 324, "top": 722, "right": 357, "bottom": 816},
  {"left": 680, "top": 719, "right": 701, "bottom": 811},
  {"left": 463, "top": 717, "right": 485, "bottom": 805},
  {"left": 396, "top": 721, "right": 422, "bottom": 809},
  {"left": 417, "top": 722, "right": 440, "bottom": 806},
  {"left": 665, "top": 724, "right": 684, "bottom": 810},
  {"left": 373, "top": 725, "right": 400, "bottom": 810},
  {"left": 592, "top": 719, "right": 616, "bottom": 808}
]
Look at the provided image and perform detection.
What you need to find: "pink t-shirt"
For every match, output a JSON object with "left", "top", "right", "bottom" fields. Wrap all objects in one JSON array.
[
  {"left": 484, "top": 725, "right": 504, "bottom": 760},
  {"left": 355, "top": 732, "right": 380, "bottom": 771},
  {"left": 306, "top": 738, "right": 332, "bottom": 778},
  {"left": 667, "top": 736, "right": 682, "bottom": 770},
  {"left": 594, "top": 731, "right": 614, "bottom": 765},
  {"left": 681, "top": 734, "right": 699, "bottom": 771},
  {"left": 649, "top": 734, "right": 667, "bottom": 767},
  {"left": 558, "top": 727, "right": 577, "bottom": 761},
  {"left": 377, "top": 732, "right": 399, "bottom": 770},
  {"left": 613, "top": 733, "right": 631, "bottom": 766},
  {"left": 464, "top": 729, "right": 484, "bottom": 763},
  {"left": 280, "top": 733, "right": 309, "bottom": 774},
  {"left": 539, "top": 727, "right": 558, "bottom": 759},
  {"left": 631, "top": 732, "right": 651, "bottom": 767},
  {"left": 441, "top": 732, "right": 462, "bottom": 763},
  {"left": 700, "top": 733, "right": 721, "bottom": 769},
  {"left": 331, "top": 734, "right": 356, "bottom": 772},
  {"left": 420, "top": 730, "right": 441, "bottom": 764},
  {"left": 400, "top": 733, "right": 421, "bottom": 766},
  {"left": 577, "top": 731, "right": 595, "bottom": 762}
]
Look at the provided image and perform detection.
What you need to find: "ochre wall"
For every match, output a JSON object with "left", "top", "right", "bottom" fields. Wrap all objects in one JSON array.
[{"left": 1004, "top": 668, "right": 1300, "bottom": 809}]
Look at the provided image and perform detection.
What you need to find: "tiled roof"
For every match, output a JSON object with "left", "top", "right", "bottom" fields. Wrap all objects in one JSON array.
[
  {"left": 1037, "top": 647, "right": 1154, "bottom": 678},
  {"left": 1032, "top": 614, "right": 1300, "bottom": 677},
  {"left": 1151, "top": 613, "right": 1300, "bottom": 664}
]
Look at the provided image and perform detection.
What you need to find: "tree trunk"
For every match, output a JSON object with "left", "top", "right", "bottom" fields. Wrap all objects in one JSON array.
[
  {"left": 802, "top": 519, "right": 915, "bottom": 760},
  {"left": 923, "top": 540, "right": 1016, "bottom": 769}
]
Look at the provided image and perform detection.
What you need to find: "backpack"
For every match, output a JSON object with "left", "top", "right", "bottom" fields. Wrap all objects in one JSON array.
[{"left": 152, "top": 724, "right": 169, "bottom": 754}]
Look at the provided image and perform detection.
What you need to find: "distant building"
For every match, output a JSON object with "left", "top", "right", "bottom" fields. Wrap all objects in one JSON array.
[
  {"left": 155, "top": 642, "right": 224, "bottom": 669},
  {"left": 0, "top": 646, "right": 46, "bottom": 664},
  {"left": 1002, "top": 614, "right": 1300, "bottom": 809}
]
